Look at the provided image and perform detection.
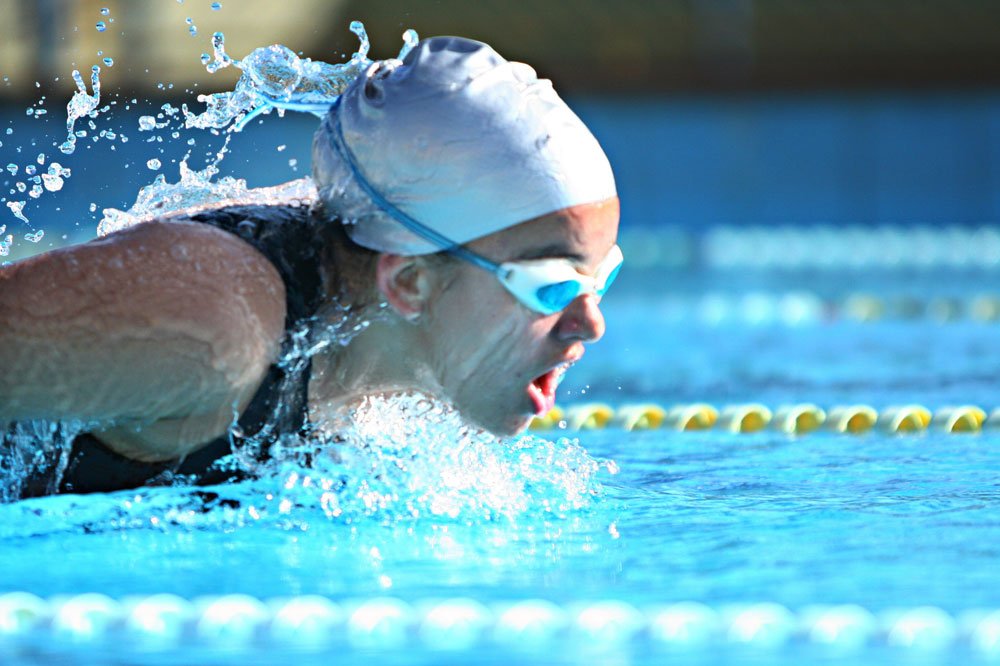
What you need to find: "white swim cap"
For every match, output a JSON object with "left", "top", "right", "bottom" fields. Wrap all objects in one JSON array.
[{"left": 312, "top": 36, "right": 617, "bottom": 255}]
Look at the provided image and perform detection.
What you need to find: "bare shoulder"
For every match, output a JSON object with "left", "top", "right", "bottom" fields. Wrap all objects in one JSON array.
[
  {"left": 0, "top": 218, "right": 288, "bottom": 460},
  {"left": 2, "top": 218, "right": 287, "bottom": 374}
]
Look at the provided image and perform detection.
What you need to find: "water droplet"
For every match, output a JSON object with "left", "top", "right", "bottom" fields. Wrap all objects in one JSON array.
[
  {"left": 41, "top": 173, "right": 64, "bottom": 192},
  {"left": 103, "top": 57, "right": 113, "bottom": 67},
  {"left": 138, "top": 116, "right": 156, "bottom": 131},
  {"left": 146, "top": 158, "right": 161, "bottom": 170},
  {"left": 100, "top": 7, "right": 110, "bottom": 15},
  {"left": 189, "top": 25, "right": 198, "bottom": 37},
  {"left": 96, "top": 21, "right": 106, "bottom": 32},
  {"left": 6, "top": 201, "right": 29, "bottom": 223},
  {"left": 24, "top": 165, "right": 36, "bottom": 176},
  {"left": 89, "top": 203, "right": 97, "bottom": 213},
  {"left": 276, "top": 144, "right": 286, "bottom": 152},
  {"left": 6, "top": 164, "right": 17, "bottom": 175},
  {"left": 24, "top": 230, "right": 44, "bottom": 243},
  {"left": 211, "top": 2, "right": 222, "bottom": 9},
  {"left": 36, "top": 153, "right": 45, "bottom": 165}
]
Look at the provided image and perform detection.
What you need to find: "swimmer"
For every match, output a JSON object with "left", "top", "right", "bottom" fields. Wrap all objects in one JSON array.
[{"left": 0, "top": 36, "right": 620, "bottom": 497}]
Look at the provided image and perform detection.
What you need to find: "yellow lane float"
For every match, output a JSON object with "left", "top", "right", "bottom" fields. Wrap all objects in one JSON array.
[
  {"left": 718, "top": 404, "right": 772, "bottom": 433},
  {"left": 932, "top": 406, "right": 986, "bottom": 433},
  {"left": 612, "top": 404, "right": 668, "bottom": 431},
  {"left": 824, "top": 405, "right": 878, "bottom": 434},
  {"left": 877, "top": 405, "right": 932, "bottom": 434},
  {"left": 771, "top": 404, "right": 827, "bottom": 434},
  {"left": 529, "top": 406, "right": 565, "bottom": 430},
  {"left": 563, "top": 403, "right": 615, "bottom": 430},
  {"left": 663, "top": 404, "right": 719, "bottom": 431},
  {"left": 530, "top": 402, "right": 995, "bottom": 435}
]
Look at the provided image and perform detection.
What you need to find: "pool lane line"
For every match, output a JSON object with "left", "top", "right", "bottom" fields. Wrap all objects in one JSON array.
[
  {"left": 618, "top": 225, "right": 1000, "bottom": 271},
  {"left": 0, "top": 593, "right": 997, "bottom": 654},
  {"left": 635, "top": 292, "right": 1000, "bottom": 325},
  {"left": 531, "top": 403, "right": 994, "bottom": 434}
]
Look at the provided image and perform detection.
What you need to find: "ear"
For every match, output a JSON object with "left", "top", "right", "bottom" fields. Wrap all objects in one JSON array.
[{"left": 375, "top": 254, "right": 433, "bottom": 320}]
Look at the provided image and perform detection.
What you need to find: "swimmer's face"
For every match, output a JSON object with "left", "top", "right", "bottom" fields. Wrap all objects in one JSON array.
[{"left": 421, "top": 197, "right": 620, "bottom": 434}]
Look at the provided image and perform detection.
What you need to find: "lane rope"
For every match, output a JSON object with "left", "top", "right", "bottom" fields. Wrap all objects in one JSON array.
[
  {"left": 0, "top": 593, "right": 997, "bottom": 653},
  {"left": 530, "top": 403, "right": 995, "bottom": 434},
  {"left": 618, "top": 225, "right": 1000, "bottom": 271},
  {"left": 659, "top": 292, "right": 1000, "bottom": 324}
]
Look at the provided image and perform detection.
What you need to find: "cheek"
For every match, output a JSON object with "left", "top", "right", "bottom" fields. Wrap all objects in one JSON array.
[{"left": 425, "top": 275, "right": 543, "bottom": 384}]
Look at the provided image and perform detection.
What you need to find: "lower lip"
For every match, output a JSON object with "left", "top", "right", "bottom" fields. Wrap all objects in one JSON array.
[{"left": 527, "top": 370, "right": 558, "bottom": 416}]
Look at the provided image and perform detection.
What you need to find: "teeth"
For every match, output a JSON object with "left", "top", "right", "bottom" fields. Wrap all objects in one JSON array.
[{"left": 553, "top": 361, "right": 573, "bottom": 387}]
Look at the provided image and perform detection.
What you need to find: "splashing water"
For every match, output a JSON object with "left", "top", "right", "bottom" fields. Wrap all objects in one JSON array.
[
  {"left": 183, "top": 22, "right": 418, "bottom": 132},
  {"left": 0, "top": 394, "right": 616, "bottom": 535},
  {"left": 97, "top": 159, "right": 316, "bottom": 236},
  {"left": 96, "top": 21, "right": 416, "bottom": 235},
  {"left": 59, "top": 65, "right": 102, "bottom": 155}
]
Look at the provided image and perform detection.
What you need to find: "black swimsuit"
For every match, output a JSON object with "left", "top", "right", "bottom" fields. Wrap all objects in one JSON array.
[{"left": 7, "top": 203, "right": 325, "bottom": 499}]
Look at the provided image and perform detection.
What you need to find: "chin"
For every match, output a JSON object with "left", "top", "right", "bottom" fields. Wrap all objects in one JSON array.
[{"left": 462, "top": 403, "right": 534, "bottom": 437}]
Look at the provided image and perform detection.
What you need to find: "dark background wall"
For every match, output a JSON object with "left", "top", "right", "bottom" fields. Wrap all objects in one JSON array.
[{"left": 1, "top": 0, "right": 999, "bottom": 260}]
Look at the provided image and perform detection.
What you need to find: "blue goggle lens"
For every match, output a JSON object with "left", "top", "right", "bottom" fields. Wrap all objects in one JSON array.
[{"left": 536, "top": 280, "right": 582, "bottom": 313}]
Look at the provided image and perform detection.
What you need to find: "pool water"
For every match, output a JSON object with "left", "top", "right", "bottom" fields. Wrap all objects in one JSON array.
[
  {"left": 3, "top": 24, "right": 1000, "bottom": 662},
  {"left": 2, "top": 282, "right": 1000, "bottom": 664}
]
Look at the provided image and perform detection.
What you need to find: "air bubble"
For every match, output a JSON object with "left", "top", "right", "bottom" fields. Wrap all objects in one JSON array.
[{"left": 146, "top": 158, "right": 162, "bottom": 170}]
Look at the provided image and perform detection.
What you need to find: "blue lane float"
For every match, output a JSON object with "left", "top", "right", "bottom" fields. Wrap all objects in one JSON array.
[{"left": 3, "top": 593, "right": 1000, "bottom": 655}]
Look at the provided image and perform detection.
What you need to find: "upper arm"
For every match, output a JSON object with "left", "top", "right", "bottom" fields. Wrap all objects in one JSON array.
[{"left": 0, "top": 219, "right": 287, "bottom": 458}]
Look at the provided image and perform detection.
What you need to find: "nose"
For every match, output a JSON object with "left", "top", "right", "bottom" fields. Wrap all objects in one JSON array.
[{"left": 554, "top": 294, "right": 606, "bottom": 343}]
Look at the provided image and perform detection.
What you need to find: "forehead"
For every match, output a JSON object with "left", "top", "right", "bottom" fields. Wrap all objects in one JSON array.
[{"left": 468, "top": 198, "right": 620, "bottom": 264}]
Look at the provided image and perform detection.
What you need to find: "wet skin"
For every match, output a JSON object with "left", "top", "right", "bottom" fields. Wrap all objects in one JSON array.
[
  {"left": 416, "top": 197, "right": 620, "bottom": 434},
  {"left": 0, "top": 198, "right": 618, "bottom": 461}
]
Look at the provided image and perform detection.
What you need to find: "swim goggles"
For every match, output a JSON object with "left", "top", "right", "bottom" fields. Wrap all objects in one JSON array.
[{"left": 325, "top": 97, "right": 624, "bottom": 315}]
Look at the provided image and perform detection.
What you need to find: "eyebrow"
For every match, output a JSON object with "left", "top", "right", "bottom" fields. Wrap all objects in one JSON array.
[{"left": 509, "top": 244, "right": 586, "bottom": 263}]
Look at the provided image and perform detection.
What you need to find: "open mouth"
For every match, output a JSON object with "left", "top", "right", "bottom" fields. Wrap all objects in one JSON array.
[{"left": 527, "top": 362, "right": 573, "bottom": 416}]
